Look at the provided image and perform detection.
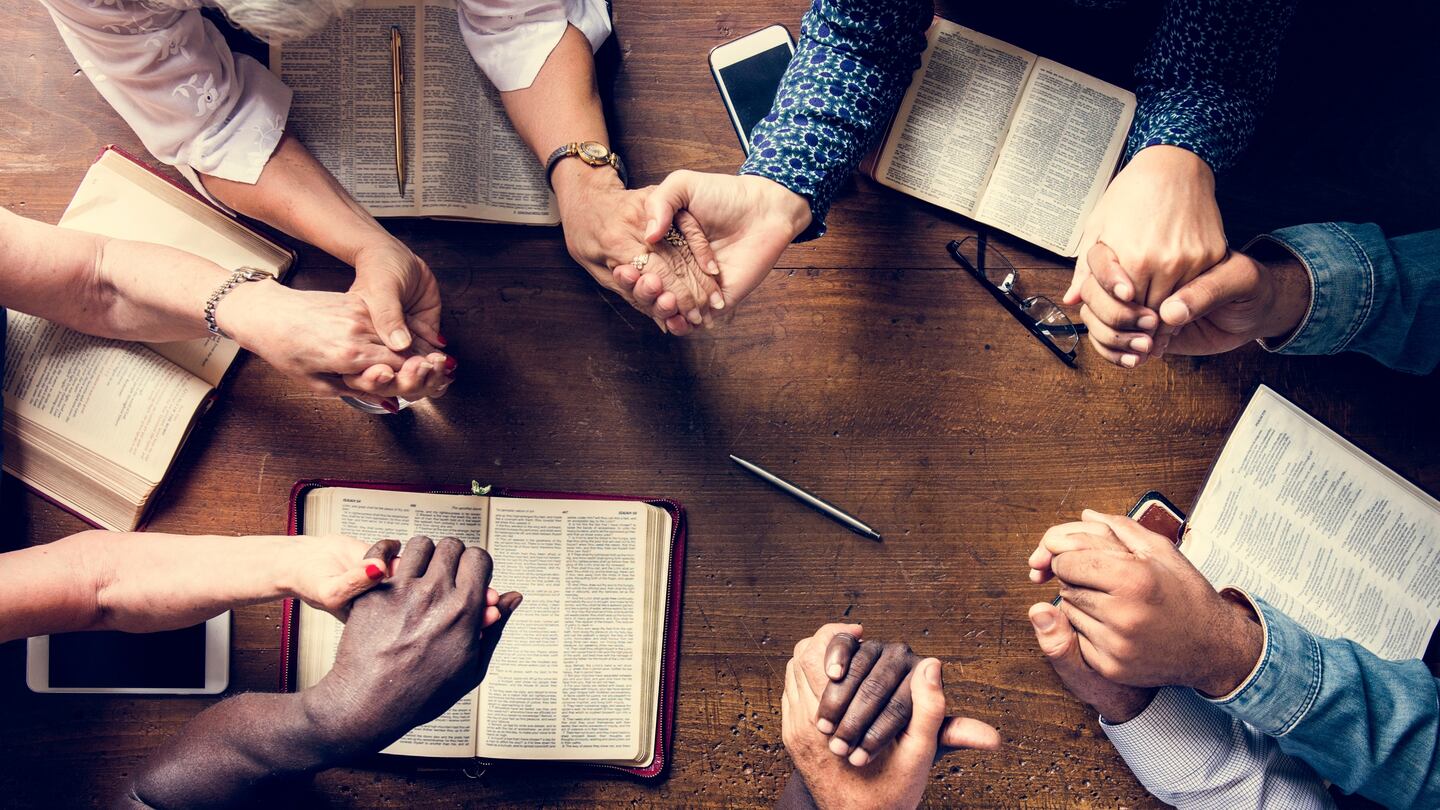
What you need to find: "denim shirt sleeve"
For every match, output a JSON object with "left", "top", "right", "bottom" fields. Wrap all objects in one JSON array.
[
  {"left": 1101, "top": 687, "right": 1333, "bottom": 809},
  {"left": 1124, "top": 0, "right": 1297, "bottom": 171},
  {"left": 1248, "top": 224, "right": 1440, "bottom": 375},
  {"left": 1208, "top": 593, "right": 1440, "bottom": 808},
  {"left": 738, "top": 0, "right": 931, "bottom": 240}
]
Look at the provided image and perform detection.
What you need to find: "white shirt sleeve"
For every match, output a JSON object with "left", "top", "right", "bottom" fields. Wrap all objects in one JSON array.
[
  {"left": 458, "top": 0, "right": 612, "bottom": 92},
  {"left": 1101, "top": 687, "right": 1335, "bottom": 810},
  {"left": 39, "top": 0, "right": 291, "bottom": 188}
]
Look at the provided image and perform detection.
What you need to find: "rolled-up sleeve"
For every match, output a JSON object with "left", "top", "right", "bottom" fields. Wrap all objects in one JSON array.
[
  {"left": 458, "top": 0, "right": 611, "bottom": 92},
  {"left": 41, "top": 0, "right": 291, "bottom": 186}
]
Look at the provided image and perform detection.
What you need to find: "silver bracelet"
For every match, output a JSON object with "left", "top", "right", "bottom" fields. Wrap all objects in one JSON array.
[{"left": 204, "top": 267, "right": 274, "bottom": 339}]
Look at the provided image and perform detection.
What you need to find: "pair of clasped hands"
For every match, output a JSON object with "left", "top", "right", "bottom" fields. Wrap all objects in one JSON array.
[
  {"left": 606, "top": 146, "right": 1306, "bottom": 361},
  {"left": 785, "top": 508, "right": 1265, "bottom": 810}
]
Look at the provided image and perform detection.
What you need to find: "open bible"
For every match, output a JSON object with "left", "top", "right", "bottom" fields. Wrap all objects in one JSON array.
[
  {"left": 1179, "top": 385, "right": 1440, "bottom": 661},
  {"left": 270, "top": 0, "right": 558, "bottom": 224},
  {"left": 1, "top": 147, "right": 294, "bottom": 531},
  {"left": 283, "top": 481, "right": 685, "bottom": 776},
  {"left": 864, "top": 19, "right": 1136, "bottom": 257}
]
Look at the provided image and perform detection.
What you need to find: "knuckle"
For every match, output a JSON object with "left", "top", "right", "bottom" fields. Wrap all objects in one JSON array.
[{"left": 855, "top": 677, "right": 892, "bottom": 703}]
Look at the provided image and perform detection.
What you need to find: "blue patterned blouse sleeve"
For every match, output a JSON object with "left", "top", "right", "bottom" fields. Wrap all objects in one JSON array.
[
  {"left": 1125, "top": 0, "right": 1298, "bottom": 171},
  {"left": 737, "top": 0, "right": 932, "bottom": 240}
]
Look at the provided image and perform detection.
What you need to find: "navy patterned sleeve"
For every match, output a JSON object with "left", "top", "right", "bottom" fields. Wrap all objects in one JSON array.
[
  {"left": 1125, "top": 0, "right": 1298, "bottom": 171},
  {"left": 738, "top": 0, "right": 932, "bottom": 240}
]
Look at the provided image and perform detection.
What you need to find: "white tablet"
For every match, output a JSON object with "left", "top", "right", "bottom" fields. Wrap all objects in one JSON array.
[{"left": 26, "top": 613, "right": 230, "bottom": 695}]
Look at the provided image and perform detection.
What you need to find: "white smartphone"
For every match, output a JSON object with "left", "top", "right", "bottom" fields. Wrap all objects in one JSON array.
[
  {"left": 26, "top": 613, "right": 230, "bottom": 695},
  {"left": 709, "top": 24, "right": 795, "bottom": 154}
]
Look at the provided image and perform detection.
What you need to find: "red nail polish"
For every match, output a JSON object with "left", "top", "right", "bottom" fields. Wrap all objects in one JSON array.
[
  {"left": 365, "top": 563, "right": 384, "bottom": 581},
  {"left": 435, "top": 333, "right": 449, "bottom": 347},
  {"left": 444, "top": 356, "right": 458, "bottom": 374}
]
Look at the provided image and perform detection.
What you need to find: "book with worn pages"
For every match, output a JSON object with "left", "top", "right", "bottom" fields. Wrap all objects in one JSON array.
[
  {"left": 1, "top": 147, "right": 294, "bottom": 531},
  {"left": 281, "top": 480, "right": 686, "bottom": 778},
  {"left": 1181, "top": 385, "right": 1440, "bottom": 661},
  {"left": 270, "top": 0, "right": 558, "bottom": 225},
  {"left": 863, "top": 18, "right": 1136, "bottom": 257}
]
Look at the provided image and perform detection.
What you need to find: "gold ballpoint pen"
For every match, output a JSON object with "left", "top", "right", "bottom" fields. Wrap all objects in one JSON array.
[{"left": 391, "top": 26, "right": 405, "bottom": 196}]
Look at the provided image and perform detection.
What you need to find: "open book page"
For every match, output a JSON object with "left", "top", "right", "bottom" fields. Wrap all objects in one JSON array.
[
  {"left": 58, "top": 150, "right": 292, "bottom": 387},
  {"left": 1, "top": 312, "right": 212, "bottom": 485},
  {"left": 873, "top": 20, "right": 1036, "bottom": 218},
  {"left": 273, "top": 0, "right": 558, "bottom": 224},
  {"left": 476, "top": 499, "right": 650, "bottom": 762},
  {"left": 1186, "top": 386, "right": 1440, "bottom": 660},
  {"left": 973, "top": 59, "right": 1134, "bottom": 256},
  {"left": 417, "top": 2, "right": 558, "bottom": 223},
  {"left": 273, "top": 0, "right": 421, "bottom": 217},
  {"left": 295, "top": 486, "right": 490, "bottom": 757}
]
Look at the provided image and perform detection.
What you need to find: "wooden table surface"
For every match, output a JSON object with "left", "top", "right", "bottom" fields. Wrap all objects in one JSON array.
[{"left": 2, "top": 1, "right": 1437, "bottom": 807}]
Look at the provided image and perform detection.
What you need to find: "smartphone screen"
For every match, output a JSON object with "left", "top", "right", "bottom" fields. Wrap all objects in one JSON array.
[
  {"left": 717, "top": 43, "right": 793, "bottom": 150},
  {"left": 48, "top": 625, "right": 207, "bottom": 689}
]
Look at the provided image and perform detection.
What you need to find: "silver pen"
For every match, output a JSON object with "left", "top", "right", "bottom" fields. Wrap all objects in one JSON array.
[{"left": 729, "top": 454, "right": 882, "bottom": 542}]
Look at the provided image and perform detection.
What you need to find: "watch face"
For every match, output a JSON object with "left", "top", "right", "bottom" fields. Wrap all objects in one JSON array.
[{"left": 579, "top": 142, "right": 610, "bottom": 161}]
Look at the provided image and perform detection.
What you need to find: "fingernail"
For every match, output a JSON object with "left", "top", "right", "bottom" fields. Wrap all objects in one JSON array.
[
  {"left": 707, "top": 260, "right": 720, "bottom": 276},
  {"left": 365, "top": 563, "right": 384, "bottom": 581},
  {"left": 816, "top": 718, "right": 835, "bottom": 735},
  {"left": 646, "top": 218, "right": 658, "bottom": 235},
  {"left": 828, "top": 738, "right": 850, "bottom": 756},
  {"left": 377, "top": 369, "right": 394, "bottom": 383},
  {"left": 389, "top": 329, "right": 410, "bottom": 349},
  {"left": 710, "top": 292, "right": 725, "bottom": 310},
  {"left": 826, "top": 663, "right": 843, "bottom": 679},
  {"left": 435, "top": 333, "right": 449, "bottom": 347},
  {"left": 1121, "top": 354, "right": 1139, "bottom": 368},
  {"left": 443, "top": 356, "right": 458, "bottom": 374},
  {"left": 1130, "top": 336, "right": 1151, "bottom": 353},
  {"left": 1170, "top": 300, "right": 1191, "bottom": 324},
  {"left": 848, "top": 749, "right": 870, "bottom": 767},
  {"left": 926, "top": 659, "right": 942, "bottom": 686},
  {"left": 1137, "top": 314, "right": 1158, "bottom": 330},
  {"left": 687, "top": 309, "right": 703, "bottom": 325},
  {"left": 1115, "top": 283, "right": 1132, "bottom": 301},
  {"left": 1031, "top": 610, "right": 1056, "bottom": 632}
]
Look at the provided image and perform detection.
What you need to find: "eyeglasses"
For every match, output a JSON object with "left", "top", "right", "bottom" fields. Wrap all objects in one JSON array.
[{"left": 947, "top": 235, "right": 1088, "bottom": 367}]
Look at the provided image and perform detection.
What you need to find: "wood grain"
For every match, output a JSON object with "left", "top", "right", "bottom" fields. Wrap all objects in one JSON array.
[{"left": 1, "top": 1, "right": 1437, "bottom": 807}]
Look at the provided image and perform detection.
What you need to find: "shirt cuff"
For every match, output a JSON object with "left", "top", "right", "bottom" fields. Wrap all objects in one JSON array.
[
  {"left": 181, "top": 53, "right": 291, "bottom": 185},
  {"left": 1246, "top": 223, "right": 1387, "bottom": 357},
  {"left": 1101, "top": 687, "right": 1232, "bottom": 789},
  {"left": 459, "top": 0, "right": 611, "bottom": 92},
  {"left": 1124, "top": 88, "right": 1247, "bottom": 172},
  {"left": 1206, "top": 592, "right": 1324, "bottom": 737}
]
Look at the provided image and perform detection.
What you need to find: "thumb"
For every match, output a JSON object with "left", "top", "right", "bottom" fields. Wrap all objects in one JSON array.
[
  {"left": 1030, "top": 602, "right": 1083, "bottom": 667},
  {"left": 643, "top": 170, "right": 698, "bottom": 245},
  {"left": 898, "top": 658, "right": 947, "bottom": 751},
  {"left": 1087, "top": 241, "right": 1138, "bottom": 303},
  {"left": 354, "top": 275, "right": 412, "bottom": 351},
  {"left": 1158, "top": 252, "right": 1255, "bottom": 328}
]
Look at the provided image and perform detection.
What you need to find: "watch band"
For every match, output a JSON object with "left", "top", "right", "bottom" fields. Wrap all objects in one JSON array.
[
  {"left": 544, "top": 142, "right": 628, "bottom": 190},
  {"left": 204, "top": 267, "right": 274, "bottom": 339}
]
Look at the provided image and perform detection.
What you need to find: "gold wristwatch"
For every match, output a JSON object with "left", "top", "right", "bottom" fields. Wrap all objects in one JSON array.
[{"left": 544, "top": 141, "right": 628, "bottom": 190}]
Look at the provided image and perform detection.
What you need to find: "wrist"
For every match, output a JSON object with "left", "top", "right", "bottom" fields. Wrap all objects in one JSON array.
[
  {"left": 1194, "top": 598, "right": 1264, "bottom": 698},
  {"left": 552, "top": 159, "right": 624, "bottom": 206},
  {"left": 748, "top": 175, "right": 813, "bottom": 240},
  {"left": 1132, "top": 143, "right": 1215, "bottom": 185},
  {"left": 1257, "top": 250, "right": 1312, "bottom": 343},
  {"left": 211, "top": 275, "right": 284, "bottom": 348},
  {"left": 299, "top": 670, "right": 386, "bottom": 757}
]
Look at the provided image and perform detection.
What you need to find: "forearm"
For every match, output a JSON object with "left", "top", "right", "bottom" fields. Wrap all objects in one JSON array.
[
  {"left": 0, "top": 532, "right": 307, "bottom": 642},
  {"left": 739, "top": 0, "right": 931, "bottom": 238},
  {"left": 201, "top": 133, "right": 398, "bottom": 267},
  {"left": 499, "top": 24, "right": 619, "bottom": 202},
  {"left": 1210, "top": 595, "right": 1440, "bottom": 807},
  {"left": 0, "top": 209, "right": 232, "bottom": 342},
  {"left": 129, "top": 682, "right": 366, "bottom": 809}
]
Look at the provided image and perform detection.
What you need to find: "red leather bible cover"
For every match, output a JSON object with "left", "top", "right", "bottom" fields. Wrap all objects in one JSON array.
[{"left": 278, "top": 478, "right": 686, "bottom": 780}]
